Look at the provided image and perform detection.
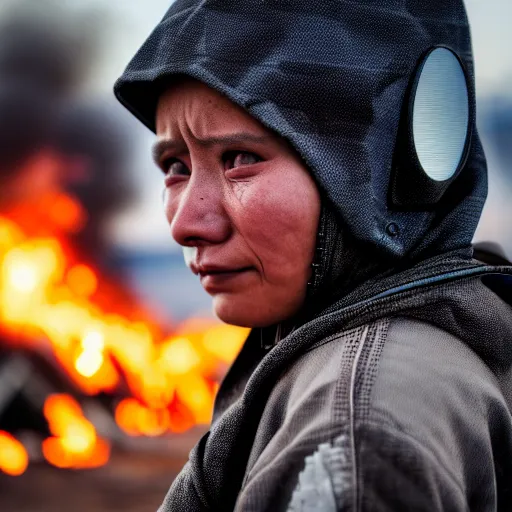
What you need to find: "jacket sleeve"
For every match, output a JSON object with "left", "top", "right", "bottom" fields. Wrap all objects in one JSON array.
[
  {"left": 355, "top": 422, "right": 469, "bottom": 512},
  {"left": 285, "top": 422, "right": 469, "bottom": 512}
]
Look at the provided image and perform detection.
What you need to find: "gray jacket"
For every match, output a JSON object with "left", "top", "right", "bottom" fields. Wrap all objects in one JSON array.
[
  {"left": 160, "top": 264, "right": 512, "bottom": 511},
  {"left": 113, "top": 0, "right": 512, "bottom": 509}
]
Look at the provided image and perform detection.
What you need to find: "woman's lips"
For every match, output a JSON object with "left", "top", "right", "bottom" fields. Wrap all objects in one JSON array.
[{"left": 199, "top": 267, "right": 254, "bottom": 292}]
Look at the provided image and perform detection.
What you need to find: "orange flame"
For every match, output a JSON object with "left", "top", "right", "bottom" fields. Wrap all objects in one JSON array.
[
  {"left": 0, "top": 206, "right": 249, "bottom": 471},
  {"left": 115, "top": 398, "right": 170, "bottom": 437},
  {"left": 42, "top": 394, "right": 110, "bottom": 469},
  {"left": 0, "top": 431, "right": 29, "bottom": 476}
]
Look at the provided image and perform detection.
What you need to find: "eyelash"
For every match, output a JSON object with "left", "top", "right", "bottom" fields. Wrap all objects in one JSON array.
[
  {"left": 160, "top": 151, "right": 262, "bottom": 177},
  {"left": 161, "top": 158, "right": 188, "bottom": 176}
]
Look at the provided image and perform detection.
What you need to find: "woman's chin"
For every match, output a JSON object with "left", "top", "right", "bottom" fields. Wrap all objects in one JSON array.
[
  {"left": 213, "top": 296, "right": 264, "bottom": 327},
  {"left": 212, "top": 294, "right": 297, "bottom": 328}
]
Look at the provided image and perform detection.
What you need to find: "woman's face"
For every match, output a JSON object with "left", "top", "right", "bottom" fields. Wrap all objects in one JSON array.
[{"left": 155, "top": 79, "right": 321, "bottom": 327}]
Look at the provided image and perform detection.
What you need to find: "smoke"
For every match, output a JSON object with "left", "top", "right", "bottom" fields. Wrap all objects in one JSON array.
[
  {"left": 0, "top": 1, "right": 100, "bottom": 98},
  {"left": 0, "top": 0, "right": 137, "bottom": 254},
  {"left": 0, "top": 83, "right": 56, "bottom": 177}
]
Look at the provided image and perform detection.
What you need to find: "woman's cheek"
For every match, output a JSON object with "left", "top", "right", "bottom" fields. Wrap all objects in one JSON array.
[
  {"left": 163, "top": 189, "right": 178, "bottom": 224},
  {"left": 235, "top": 178, "right": 307, "bottom": 250}
]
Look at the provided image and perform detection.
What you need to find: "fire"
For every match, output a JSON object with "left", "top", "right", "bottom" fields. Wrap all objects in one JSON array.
[
  {"left": 0, "top": 206, "right": 249, "bottom": 473},
  {"left": 0, "top": 431, "right": 29, "bottom": 476},
  {"left": 75, "top": 330, "right": 105, "bottom": 377},
  {"left": 159, "top": 337, "right": 201, "bottom": 375},
  {"left": 115, "top": 398, "right": 171, "bottom": 437},
  {"left": 66, "top": 264, "right": 98, "bottom": 298},
  {"left": 42, "top": 394, "right": 110, "bottom": 469}
]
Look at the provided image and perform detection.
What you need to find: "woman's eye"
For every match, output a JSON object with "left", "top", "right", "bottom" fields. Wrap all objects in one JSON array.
[
  {"left": 163, "top": 159, "right": 190, "bottom": 177},
  {"left": 224, "top": 151, "right": 261, "bottom": 170}
]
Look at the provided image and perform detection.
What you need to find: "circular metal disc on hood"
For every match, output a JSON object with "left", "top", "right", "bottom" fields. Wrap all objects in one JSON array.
[{"left": 412, "top": 47, "right": 470, "bottom": 182}]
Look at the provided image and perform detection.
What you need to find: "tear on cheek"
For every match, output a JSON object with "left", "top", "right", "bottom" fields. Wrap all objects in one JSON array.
[{"left": 232, "top": 182, "right": 251, "bottom": 205}]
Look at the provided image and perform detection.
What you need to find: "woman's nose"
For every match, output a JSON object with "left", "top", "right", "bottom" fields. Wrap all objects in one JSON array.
[{"left": 167, "top": 176, "right": 231, "bottom": 247}]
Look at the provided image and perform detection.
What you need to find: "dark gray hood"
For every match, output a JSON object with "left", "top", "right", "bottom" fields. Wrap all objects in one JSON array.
[
  {"left": 113, "top": 0, "right": 512, "bottom": 413},
  {"left": 115, "top": 0, "right": 487, "bottom": 276}
]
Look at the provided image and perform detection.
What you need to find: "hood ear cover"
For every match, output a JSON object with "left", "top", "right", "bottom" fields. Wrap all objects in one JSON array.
[{"left": 391, "top": 46, "right": 472, "bottom": 209}]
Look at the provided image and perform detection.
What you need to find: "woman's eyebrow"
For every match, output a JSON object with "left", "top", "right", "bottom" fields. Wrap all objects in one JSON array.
[
  {"left": 152, "top": 139, "right": 187, "bottom": 164},
  {"left": 152, "top": 133, "right": 274, "bottom": 164}
]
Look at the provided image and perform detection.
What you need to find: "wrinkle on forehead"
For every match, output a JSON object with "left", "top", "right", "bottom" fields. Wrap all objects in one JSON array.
[{"left": 155, "top": 78, "right": 266, "bottom": 143}]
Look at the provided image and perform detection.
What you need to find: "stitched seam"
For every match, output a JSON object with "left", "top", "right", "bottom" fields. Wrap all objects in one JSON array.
[
  {"left": 349, "top": 325, "right": 369, "bottom": 512},
  {"left": 357, "top": 319, "right": 390, "bottom": 424},
  {"left": 352, "top": 319, "right": 390, "bottom": 512}
]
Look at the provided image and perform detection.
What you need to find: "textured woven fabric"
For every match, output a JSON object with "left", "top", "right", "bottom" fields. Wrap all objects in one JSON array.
[
  {"left": 114, "top": 0, "right": 486, "bottom": 268},
  {"left": 155, "top": 271, "right": 512, "bottom": 511},
  {"left": 114, "top": 1, "right": 512, "bottom": 510}
]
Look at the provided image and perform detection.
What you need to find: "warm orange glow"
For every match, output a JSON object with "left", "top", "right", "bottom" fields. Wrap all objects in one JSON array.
[
  {"left": 75, "top": 329, "right": 105, "bottom": 378},
  {"left": 0, "top": 431, "right": 29, "bottom": 476},
  {"left": 42, "top": 394, "right": 110, "bottom": 469},
  {"left": 176, "top": 374, "right": 215, "bottom": 424},
  {"left": 42, "top": 436, "right": 110, "bottom": 469},
  {"left": 48, "top": 193, "right": 87, "bottom": 233},
  {"left": 66, "top": 264, "right": 98, "bottom": 297},
  {"left": 159, "top": 337, "right": 201, "bottom": 375},
  {"left": 115, "top": 398, "right": 171, "bottom": 437},
  {"left": 0, "top": 206, "right": 249, "bottom": 472},
  {"left": 202, "top": 324, "right": 249, "bottom": 363}
]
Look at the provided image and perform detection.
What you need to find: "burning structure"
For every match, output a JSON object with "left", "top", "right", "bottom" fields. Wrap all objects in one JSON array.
[
  {"left": 0, "top": 2, "right": 248, "bottom": 478},
  {"left": 0, "top": 207, "right": 247, "bottom": 473}
]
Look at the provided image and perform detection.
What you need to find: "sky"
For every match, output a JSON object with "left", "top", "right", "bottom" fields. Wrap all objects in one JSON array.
[{"left": 2, "top": 0, "right": 511, "bottom": 252}]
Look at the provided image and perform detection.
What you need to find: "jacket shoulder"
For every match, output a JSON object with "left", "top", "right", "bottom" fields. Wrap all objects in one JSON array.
[
  {"left": 237, "top": 317, "right": 512, "bottom": 511},
  {"left": 359, "top": 317, "right": 511, "bottom": 510},
  {"left": 369, "top": 317, "right": 506, "bottom": 448}
]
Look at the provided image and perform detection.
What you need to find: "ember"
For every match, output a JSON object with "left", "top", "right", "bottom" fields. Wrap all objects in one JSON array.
[
  {"left": 42, "top": 394, "right": 110, "bottom": 470},
  {"left": 0, "top": 431, "right": 28, "bottom": 476}
]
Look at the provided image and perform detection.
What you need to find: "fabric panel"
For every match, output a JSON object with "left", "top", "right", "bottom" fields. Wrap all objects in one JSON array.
[
  {"left": 358, "top": 421, "right": 470, "bottom": 511},
  {"left": 368, "top": 317, "right": 512, "bottom": 510}
]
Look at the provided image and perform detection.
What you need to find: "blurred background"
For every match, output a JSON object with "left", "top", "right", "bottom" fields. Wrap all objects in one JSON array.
[{"left": 0, "top": 0, "right": 509, "bottom": 511}]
